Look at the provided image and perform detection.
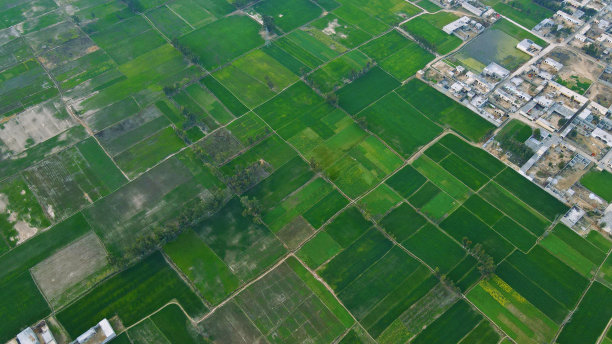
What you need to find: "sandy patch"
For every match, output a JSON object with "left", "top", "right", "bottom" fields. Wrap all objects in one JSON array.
[
  {"left": 322, "top": 18, "right": 341, "bottom": 35},
  {"left": 0, "top": 101, "right": 75, "bottom": 156},
  {"left": 15, "top": 220, "right": 38, "bottom": 244}
]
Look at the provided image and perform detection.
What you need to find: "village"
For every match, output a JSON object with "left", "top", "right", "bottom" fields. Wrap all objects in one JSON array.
[{"left": 418, "top": 0, "right": 612, "bottom": 237}]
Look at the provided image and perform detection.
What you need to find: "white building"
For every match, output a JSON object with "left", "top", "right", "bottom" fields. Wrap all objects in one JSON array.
[
  {"left": 592, "top": 128, "right": 612, "bottom": 146},
  {"left": 516, "top": 39, "right": 543, "bottom": 56},
  {"left": 17, "top": 329, "right": 40, "bottom": 344},
  {"left": 555, "top": 10, "right": 584, "bottom": 25},
  {"left": 72, "top": 319, "right": 116, "bottom": 344},
  {"left": 443, "top": 16, "right": 470, "bottom": 34},
  {"left": 483, "top": 62, "right": 510, "bottom": 79},
  {"left": 543, "top": 57, "right": 564, "bottom": 71},
  {"left": 461, "top": 1, "right": 484, "bottom": 16}
]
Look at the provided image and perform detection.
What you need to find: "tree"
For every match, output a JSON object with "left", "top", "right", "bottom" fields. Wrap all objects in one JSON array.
[
  {"left": 262, "top": 15, "right": 277, "bottom": 35},
  {"left": 240, "top": 196, "right": 263, "bottom": 223}
]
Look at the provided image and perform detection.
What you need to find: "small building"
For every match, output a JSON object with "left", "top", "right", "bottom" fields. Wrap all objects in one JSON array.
[
  {"left": 534, "top": 18, "right": 554, "bottom": 31},
  {"left": 72, "top": 319, "right": 116, "bottom": 344},
  {"left": 543, "top": 57, "right": 564, "bottom": 71},
  {"left": 555, "top": 10, "right": 584, "bottom": 25},
  {"left": 517, "top": 39, "right": 543, "bottom": 56},
  {"left": 561, "top": 206, "right": 586, "bottom": 228},
  {"left": 461, "top": 1, "right": 484, "bottom": 16},
  {"left": 17, "top": 328, "right": 40, "bottom": 344},
  {"left": 592, "top": 128, "right": 612, "bottom": 146},
  {"left": 598, "top": 19, "right": 610, "bottom": 30},
  {"left": 483, "top": 62, "right": 510, "bottom": 79},
  {"left": 443, "top": 16, "right": 470, "bottom": 34}
]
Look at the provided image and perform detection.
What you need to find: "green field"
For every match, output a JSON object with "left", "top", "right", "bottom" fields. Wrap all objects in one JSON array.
[
  {"left": 397, "top": 80, "right": 494, "bottom": 141},
  {"left": 401, "top": 12, "right": 462, "bottom": 54},
  {"left": 580, "top": 168, "right": 612, "bottom": 202},
  {"left": 57, "top": 252, "right": 207, "bottom": 337},
  {"left": 0, "top": 1, "right": 598, "bottom": 342}
]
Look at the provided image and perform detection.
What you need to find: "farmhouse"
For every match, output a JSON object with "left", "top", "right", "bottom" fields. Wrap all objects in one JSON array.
[
  {"left": 461, "top": 1, "right": 484, "bottom": 16},
  {"left": 543, "top": 58, "right": 564, "bottom": 71},
  {"left": 483, "top": 62, "right": 510, "bottom": 79},
  {"left": 443, "top": 16, "right": 470, "bottom": 34},
  {"left": 555, "top": 10, "right": 584, "bottom": 25},
  {"left": 71, "top": 319, "right": 116, "bottom": 344},
  {"left": 592, "top": 128, "right": 612, "bottom": 146},
  {"left": 517, "top": 39, "right": 543, "bottom": 56},
  {"left": 16, "top": 328, "right": 39, "bottom": 344}
]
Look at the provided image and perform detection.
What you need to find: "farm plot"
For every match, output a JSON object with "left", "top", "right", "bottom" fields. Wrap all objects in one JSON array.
[
  {"left": 580, "top": 168, "right": 612, "bottom": 202},
  {"left": 556, "top": 282, "right": 612, "bottom": 344},
  {"left": 468, "top": 275, "right": 558, "bottom": 344},
  {"left": 0, "top": 175, "right": 50, "bottom": 249},
  {"left": 318, "top": 229, "right": 440, "bottom": 339},
  {"left": 540, "top": 224, "right": 607, "bottom": 277},
  {"left": 440, "top": 207, "right": 514, "bottom": 262},
  {"left": 234, "top": 260, "right": 349, "bottom": 343},
  {"left": 325, "top": 135, "right": 403, "bottom": 198},
  {"left": 379, "top": 202, "right": 427, "bottom": 242},
  {"left": 500, "top": 246, "right": 589, "bottom": 320},
  {"left": 128, "top": 318, "right": 170, "bottom": 344},
  {"left": 201, "top": 75, "right": 249, "bottom": 117},
  {"left": 397, "top": 80, "right": 494, "bottom": 142},
  {"left": 31, "top": 232, "right": 111, "bottom": 307},
  {"left": 403, "top": 223, "right": 469, "bottom": 273},
  {"left": 479, "top": 182, "right": 551, "bottom": 235},
  {"left": 214, "top": 49, "right": 299, "bottom": 108},
  {"left": 336, "top": 0, "right": 421, "bottom": 26},
  {"left": 408, "top": 182, "right": 458, "bottom": 221},
  {"left": 307, "top": 50, "right": 372, "bottom": 94},
  {"left": 75, "top": 43, "right": 201, "bottom": 115},
  {"left": 253, "top": 0, "right": 322, "bottom": 32},
  {"left": 150, "top": 304, "right": 205, "bottom": 344},
  {"left": 411, "top": 300, "right": 484, "bottom": 344},
  {"left": 145, "top": 5, "right": 193, "bottom": 40},
  {"left": 262, "top": 177, "right": 345, "bottom": 237},
  {"left": 437, "top": 134, "right": 505, "bottom": 177},
  {"left": 332, "top": 4, "right": 389, "bottom": 37},
  {"left": 494, "top": 167, "right": 568, "bottom": 221},
  {"left": 178, "top": 15, "right": 263, "bottom": 70},
  {"left": 89, "top": 15, "right": 165, "bottom": 64},
  {"left": 56, "top": 252, "right": 207, "bottom": 337},
  {"left": 198, "top": 300, "right": 266, "bottom": 343},
  {"left": 0, "top": 37, "right": 32, "bottom": 70},
  {"left": 385, "top": 165, "right": 427, "bottom": 199},
  {"left": 0, "top": 99, "right": 72, "bottom": 159},
  {"left": 274, "top": 29, "right": 342, "bottom": 69},
  {"left": 452, "top": 19, "right": 535, "bottom": 72},
  {"left": 22, "top": 137, "right": 126, "bottom": 222},
  {"left": 337, "top": 66, "right": 400, "bottom": 115},
  {"left": 412, "top": 155, "right": 471, "bottom": 201},
  {"left": 357, "top": 92, "right": 441, "bottom": 158},
  {"left": 401, "top": 12, "right": 462, "bottom": 55},
  {"left": 298, "top": 206, "right": 371, "bottom": 268},
  {"left": 0, "top": 213, "right": 90, "bottom": 285},
  {"left": 0, "top": 0, "right": 58, "bottom": 30},
  {"left": 50, "top": 49, "right": 117, "bottom": 92},
  {"left": 357, "top": 184, "right": 402, "bottom": 221},
  {"left": 307, "top": 14, "right": 372, "bottom": 49},
  {"left": 164, "top": 229, "right": 240, "bottom": 305},
  {"left": 482, "top": 0, "right": 554, "bottom": 29},
  {"left": 166, "top": 0, "right": 230, "bottom": 28},
  {"left": 360, "top": 30, "right": 434, "bottom": 81},
  {"left": 0, "top": 272, "right": 51, "bottom": 343},
  {"left": 84, "top": 150, "right": 223, "bottom": 255},
  {"left": 192, "top": 197, "right": 286, "bottom": 281}
]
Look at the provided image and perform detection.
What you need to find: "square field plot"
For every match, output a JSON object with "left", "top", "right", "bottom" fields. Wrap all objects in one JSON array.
[
  {"left": 31, "top": 232, "right": 110, "bottom": 306},
  {"left": 337, "top": 66, "right": 400, "bottom": 115},
  {"left": 200, "top": 260, "right": 351, "bottom": 343},
  {"left": 178, "top": 15, "right": 264, "bottom": 70},
  {"left": 214, "top": 49, "right": 299, "bottom": 108},
  {"left": 401, "top": 12, "right": 462, "bottom": 55},
  {"left": 254, "top": 0, "right": 322, "bottom": 32}
]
